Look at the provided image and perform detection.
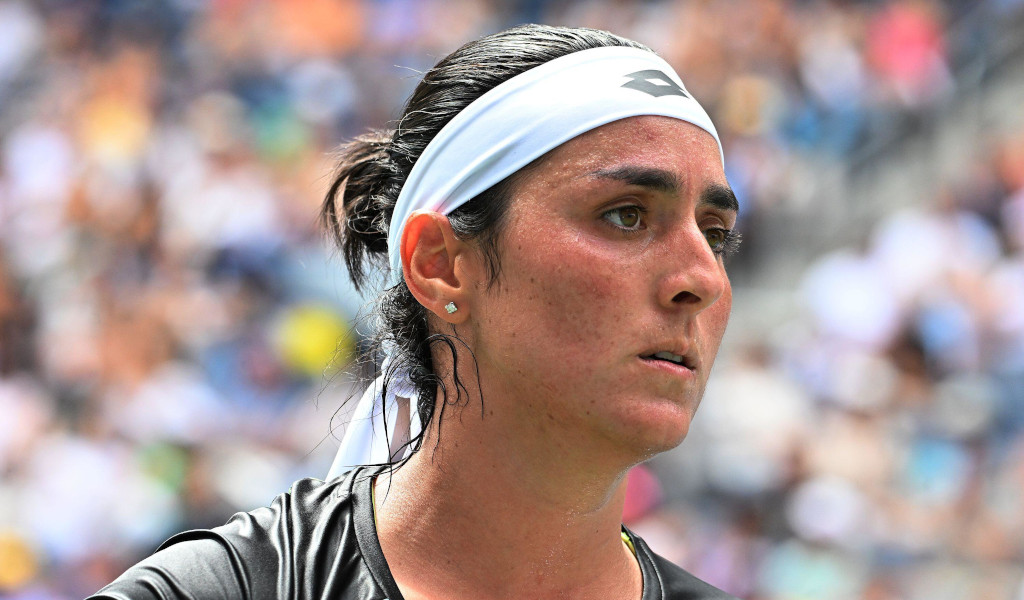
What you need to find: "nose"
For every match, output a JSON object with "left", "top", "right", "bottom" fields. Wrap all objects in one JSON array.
[{"left": 657, "top": 224, "right": 728, "bottom": 313}]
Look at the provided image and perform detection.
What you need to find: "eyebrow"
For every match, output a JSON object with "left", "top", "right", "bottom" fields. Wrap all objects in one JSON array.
[
  {"left": 589, "top": 166, "right": 739, "bottom": 212},
  {"left": 590, "top": 166, "right": 680, "bottom": 194},
  {"left": 701, "top": 183, "right": 739, "bottom": 212}
]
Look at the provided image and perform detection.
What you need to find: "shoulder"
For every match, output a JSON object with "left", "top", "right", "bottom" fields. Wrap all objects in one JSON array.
[
  {"left": 86, "top": 538, "right": 244, "bottom": 600},
  {"left": 88, "top": 473, "right": 368, "bottom": 600},
  {"left": 628, "top": 529, "right": 739, "bottom": 600},
  {"left": 192, "top": 474, "right": 359, "bottom": 562}
]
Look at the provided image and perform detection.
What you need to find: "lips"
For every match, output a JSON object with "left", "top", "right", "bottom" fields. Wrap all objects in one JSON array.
[{"left": 640, "top": 348, "right": 697, "bottom": 371}]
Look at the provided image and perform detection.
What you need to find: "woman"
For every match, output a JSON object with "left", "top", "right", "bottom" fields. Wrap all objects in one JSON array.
[{"left": 91, "top": 24, "right": 740, "bottom": 600}]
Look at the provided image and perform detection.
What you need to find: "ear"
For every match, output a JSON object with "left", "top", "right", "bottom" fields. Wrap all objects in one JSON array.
[{"left": 399, "top": 210, "right": 472, "bottom": 323}]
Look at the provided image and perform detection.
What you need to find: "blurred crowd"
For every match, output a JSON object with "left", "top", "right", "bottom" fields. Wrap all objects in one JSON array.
[{"left": 0, "top": 0, "right": 1022, "bottom": 598}]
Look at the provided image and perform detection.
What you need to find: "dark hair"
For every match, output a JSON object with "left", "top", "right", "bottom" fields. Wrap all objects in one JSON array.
[{"left": 320, "top": 24, "right": 651, "bottom": 459}]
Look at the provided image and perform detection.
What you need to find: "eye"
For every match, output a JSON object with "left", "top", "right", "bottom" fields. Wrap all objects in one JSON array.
[
  {"left": 704, "top": 227, "right": 742, "bottom": 257},
  {"left": 603, "top": 206, "right": 645, "bottom": 231},
  {"left": 704, "top": 227, "right": 726, "bottom": 249}
]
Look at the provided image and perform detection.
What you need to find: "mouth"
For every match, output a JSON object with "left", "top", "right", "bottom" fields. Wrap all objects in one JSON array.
[{"left": 640, "top": 350, "right": 697, "bottom": 372}]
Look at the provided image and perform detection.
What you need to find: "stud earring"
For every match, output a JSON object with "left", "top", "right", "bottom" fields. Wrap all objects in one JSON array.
[{"left": 444, "top": 301, "right": 458, "bottom": 314}]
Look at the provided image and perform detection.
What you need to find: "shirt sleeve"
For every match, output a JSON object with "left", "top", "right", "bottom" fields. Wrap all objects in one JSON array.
[{"left": 87, "top": 538, "right": 249, "bottom": 600}]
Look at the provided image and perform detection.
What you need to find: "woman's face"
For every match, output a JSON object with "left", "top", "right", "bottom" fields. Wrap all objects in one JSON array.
[{"left": 463, "top": 116, "right": 736, "bottom": 461}]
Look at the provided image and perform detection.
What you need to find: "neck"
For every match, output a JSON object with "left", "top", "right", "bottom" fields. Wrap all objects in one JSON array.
[{"left": 373, "top": 402, "right": 643, "bottom": 600}]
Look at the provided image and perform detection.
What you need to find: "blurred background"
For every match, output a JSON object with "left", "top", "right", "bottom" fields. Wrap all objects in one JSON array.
[{"left": 0, "top": 0, "right": 1023, "bottom": 598}]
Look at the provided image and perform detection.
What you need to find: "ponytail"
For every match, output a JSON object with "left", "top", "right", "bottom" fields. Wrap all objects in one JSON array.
[{"left": 321, "top": 130, "right": 396, "bottom": 290}]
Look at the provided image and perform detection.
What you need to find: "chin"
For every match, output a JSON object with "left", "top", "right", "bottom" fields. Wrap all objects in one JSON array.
[
  {"left": 609, "top": 405, "right": 694, "bottom": 462},
  {"left": 642, "top": 421, "right": 692, "bottom": 456}
]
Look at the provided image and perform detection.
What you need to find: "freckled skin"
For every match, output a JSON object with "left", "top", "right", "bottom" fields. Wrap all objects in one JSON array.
[{"left": 463, "top": 116, "right": 734, "bottom": 465}]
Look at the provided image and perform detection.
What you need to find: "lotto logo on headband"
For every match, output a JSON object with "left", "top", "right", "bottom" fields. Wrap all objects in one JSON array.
[{"left": 621, "top": 70, "right": 689, "bottom": 98}]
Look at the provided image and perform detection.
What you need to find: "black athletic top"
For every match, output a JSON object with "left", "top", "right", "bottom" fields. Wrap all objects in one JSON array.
[{"left": 89, "top": 467, "right": 736, "bottom": 600}]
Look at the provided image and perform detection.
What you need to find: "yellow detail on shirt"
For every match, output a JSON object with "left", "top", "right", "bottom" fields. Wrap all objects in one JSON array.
[{"left": 621, "top": 531, "right": 636, "bottom": 557}]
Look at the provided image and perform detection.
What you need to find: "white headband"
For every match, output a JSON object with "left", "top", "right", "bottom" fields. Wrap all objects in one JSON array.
[{"left": 328, "top": 45, "right": 723, "bottom": 479}]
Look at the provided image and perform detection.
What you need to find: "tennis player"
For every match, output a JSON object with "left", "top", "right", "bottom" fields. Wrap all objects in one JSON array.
[{"left": 91, "top": 24, "right": 740, "bottom": 600}]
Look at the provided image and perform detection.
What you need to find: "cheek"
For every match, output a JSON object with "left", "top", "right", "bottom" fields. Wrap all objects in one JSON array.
[
  {"left": 702, "top": 280, "right": 732, "bottom": 356},
  {"left": 538, "top": 273, "right": 623, "bottom": 353},
  {"left": 478, "top": 234, "right": 635, "bottom": 371}
]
